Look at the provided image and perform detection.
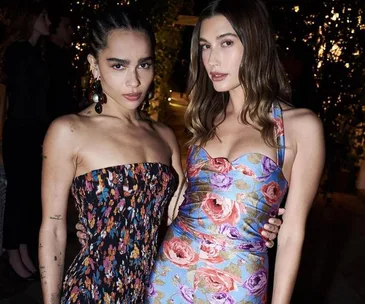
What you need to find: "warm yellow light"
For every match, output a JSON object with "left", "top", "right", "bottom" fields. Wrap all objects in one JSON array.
[
  {"left": 294, "top": 6, "right": 300, "bottom": 13},
  {"left": 330, "top": 43, "right": 342, "bottom": 59},
  {"left": 331, "top": 13, "right": 339, "bottom": 21}
]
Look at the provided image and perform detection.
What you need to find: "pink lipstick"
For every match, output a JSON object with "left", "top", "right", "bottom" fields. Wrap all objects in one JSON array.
[
  {"left": 210, "top": 72, "right": 228, "bottom": 82},
  {"left": 123, "top": 93, "right": 142, "bottom": 101}
]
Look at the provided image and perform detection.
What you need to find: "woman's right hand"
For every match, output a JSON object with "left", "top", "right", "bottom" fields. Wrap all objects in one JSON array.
[{"left": 75, "top": 223, "right": 89, "bottom": 245}]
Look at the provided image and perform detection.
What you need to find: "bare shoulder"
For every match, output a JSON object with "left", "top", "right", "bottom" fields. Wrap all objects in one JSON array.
[
  {"left": 151, "top": 120, "right": 178, "bottom": 143},
  {"left": 47, "top": 114, "right": 82, "bottom": 136},
  {"left": 281, "top": 105, "right": 324, "bottom": 143},
  {"left": 44, "top": 114, "right": 87, "bottom": 149}
]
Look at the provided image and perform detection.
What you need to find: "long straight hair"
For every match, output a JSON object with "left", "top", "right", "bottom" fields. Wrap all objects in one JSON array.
[{"left": 185, "top": 0, "right": 291, "bottom": 147}]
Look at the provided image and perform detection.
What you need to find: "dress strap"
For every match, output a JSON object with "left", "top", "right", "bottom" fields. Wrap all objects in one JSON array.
[{"left": 272, "top": 101, "right": 285, "bottom": 168}]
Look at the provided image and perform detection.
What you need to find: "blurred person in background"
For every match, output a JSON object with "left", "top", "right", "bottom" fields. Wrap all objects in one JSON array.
[
  {"left": 46, "top": 3, "right": 77, "bottom": 121},
  {"left": 0, "top": 0, "right": 51, "bottom": 280}
]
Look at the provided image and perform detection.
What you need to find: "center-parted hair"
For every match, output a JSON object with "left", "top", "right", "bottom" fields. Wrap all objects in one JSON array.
[{"left": 185, "top": 0, "right": 291, "bottom": 147}]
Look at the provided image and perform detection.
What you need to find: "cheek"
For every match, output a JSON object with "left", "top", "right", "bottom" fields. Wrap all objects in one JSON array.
[
  {"left": 201, "top": 51, "right": 209, "bottom": 70},
  {"left": 140, "top": 70, "right": 154, "bottom": 88},
  {"left": 100, "top": 73, "right": 121, "bottom": 92},
  {"left": 226, "top": 52, "right": 242, "bottom": 78}
]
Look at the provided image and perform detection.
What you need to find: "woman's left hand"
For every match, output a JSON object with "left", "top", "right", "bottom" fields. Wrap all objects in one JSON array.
[{"left": 262, "top": 208, "right": 285, "bottom": 248}]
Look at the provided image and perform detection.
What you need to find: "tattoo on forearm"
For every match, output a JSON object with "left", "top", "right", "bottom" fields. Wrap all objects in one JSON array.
[
  {"left": 39, "top": 243, "right": 43, "bottom": 248},
  {"left": 42, "top": 155, "right": 47, "bottom": 159},
  {"left": 50, "top": 215, "right": 62, "bottom": 220},
  {"left": 50, "top": 292, "right": 61, "bottom": 304},
  {"left": 40, "top": 265, "right": 46, "bottom": 280}
]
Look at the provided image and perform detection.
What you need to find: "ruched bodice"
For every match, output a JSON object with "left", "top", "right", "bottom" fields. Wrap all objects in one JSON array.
[
  {"left": 177, "top": 146, "right": 288, "bottom": 248},
  {"left": 62, "top": 163, "right": 176, "bottom": 304},
  {"left": 147, "top": 103, "right": 288, "bottom": 304}
]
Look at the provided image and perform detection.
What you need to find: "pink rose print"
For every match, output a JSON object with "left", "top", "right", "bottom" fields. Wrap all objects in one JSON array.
[
  {"left": 273, "top": 117, "right": 284, "bottom": 136},
  {"left": 209, "top": 157, "right": 233, "bottom": 174},
  {"left": 200, "top": 236, "right": 224, "bottom": 264},
  {"left": 201, "top": 193, "right": 240, "bottom": 225},
  {"left": 235, "top": 164, "right": 256, "bottom": 177},
  {"left": 187, "top": 161, "right": 205, "bottom": 178},
  {"left": 194, "top": 267, "right": 243, "bottom": 293},
  {"left": 163, "top": 237, "right": 199, "bottom": 268},
  {"left": 261, "top": 181, "right": 282, "bottom": 205}
]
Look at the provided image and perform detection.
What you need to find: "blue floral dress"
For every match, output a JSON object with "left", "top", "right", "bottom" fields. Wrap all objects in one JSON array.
[
  {"left": 61, "top": 162, "right": 176, "bottom": 304},
  {"left": 146, "top": 103, "right": 288, "bottom": 304}
]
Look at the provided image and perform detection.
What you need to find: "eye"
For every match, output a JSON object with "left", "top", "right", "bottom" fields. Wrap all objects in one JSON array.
[
  {"left": 200, "top": 44, "right": 210, "bottom": 50},
  {"left": 139, "top": 62, "right": 152, "bottom": 69},
  {"left": 112, "top": 64, "right": 125, "bottom": 70},
  {"left": 222, "top": 40, "right": 234, "bottom": 47}
]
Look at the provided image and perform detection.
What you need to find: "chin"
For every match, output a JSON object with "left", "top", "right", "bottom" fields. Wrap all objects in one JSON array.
[
  {"left": 212, "top": 83, "right": 232, "bottom": 93},
  {"left": 213, "top": 81, "right": 242, "bottom": 93},
  {"left": 120, "top": 101, "right": 144, "bottom": 110}
]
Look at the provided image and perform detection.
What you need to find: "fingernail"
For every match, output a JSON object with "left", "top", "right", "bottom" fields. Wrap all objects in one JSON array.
[
  {"left": 268, "top": 219, "right": 274, "bottom": 224},
  {"left": 264, "top": 224, "right": 269, "bottom": 229}
]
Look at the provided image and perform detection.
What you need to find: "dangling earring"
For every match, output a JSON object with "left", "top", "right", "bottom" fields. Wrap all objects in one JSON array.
[{"left": 89, "top": 79, "right": 106, "bottom": 114}]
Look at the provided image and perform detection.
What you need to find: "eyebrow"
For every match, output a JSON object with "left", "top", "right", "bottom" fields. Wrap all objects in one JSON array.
[
  {"left": 199, "top": 33, "right": 238, "bottom": 42},
  {"left": 106, "top": 57, "right": 154, "bottom": 65}
]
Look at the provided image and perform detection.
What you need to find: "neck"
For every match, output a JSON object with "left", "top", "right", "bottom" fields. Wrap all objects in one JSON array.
[
  {"left": 101, "top": 96, "right": 142, "bottom": 123},
  {"left": 29, "top": 31, "right": 41, "bottom": 46},
  {"left": 226, "top": 85, "right": 246, "bottom": 116},
  {"left": 49, "top": 35, "right": 64, "bottom": 48}
]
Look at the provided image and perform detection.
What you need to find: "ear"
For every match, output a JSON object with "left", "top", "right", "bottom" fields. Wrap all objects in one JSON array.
[{"left": 87, "top": 54, "right": 100, "bottom": 79}]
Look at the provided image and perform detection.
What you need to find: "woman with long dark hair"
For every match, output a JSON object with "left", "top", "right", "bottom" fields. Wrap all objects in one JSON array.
[
  {"left": 147, "top": 0, "right": 325, "bottom": 303},
  {"left": 1, "top": 0, "right": 50, "bottom": 280}
]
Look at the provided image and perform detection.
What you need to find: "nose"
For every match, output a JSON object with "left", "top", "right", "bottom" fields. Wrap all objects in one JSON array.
[
  {"left": 207, "top": 47, "right": 220, "bottom": 68},
  {"left": 125, "top": 69, "right": 141, "bottom": 88}
]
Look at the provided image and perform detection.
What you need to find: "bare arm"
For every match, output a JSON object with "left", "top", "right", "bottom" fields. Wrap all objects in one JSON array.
[
  {"left": 159, "top": 126, "right": 186, "bottom": 225},
  {"left": 272, "top": 112, "right": 325, "bottom": 304},
  {"left": 167, "top": 176, "right": 187, "bottom": 225},
  {"left": 39, "top": 117, "right": 77, "bottom": 304}
]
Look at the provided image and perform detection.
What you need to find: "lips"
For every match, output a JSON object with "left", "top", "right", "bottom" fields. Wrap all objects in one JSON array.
[
  {"left": 123, "top": 93, "right": 142, "bottom": 101},
  {"left": 210, "top": 72, "right": 228, "bottom": 82}
]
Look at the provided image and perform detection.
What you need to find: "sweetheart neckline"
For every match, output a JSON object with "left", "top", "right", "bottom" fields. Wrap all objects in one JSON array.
[
  {"left": 192, "top": 145, "right": 289, "bottom": 185},
  {"left": 196, "top": 145, "right": 278, "bottom": 165}
]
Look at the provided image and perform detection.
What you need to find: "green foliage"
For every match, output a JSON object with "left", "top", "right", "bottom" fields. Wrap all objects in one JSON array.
[{"left": 146, "top": 0, "right": 193, "bottom": 121}]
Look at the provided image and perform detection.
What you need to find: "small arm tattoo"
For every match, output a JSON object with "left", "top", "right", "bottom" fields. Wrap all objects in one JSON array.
[
  {"left": 50, "top": 215, "right": 63, "bottom": 220},
  {"left": 40, "top": 265, "right": 46, "bottom": 280},
  {"left": 50, "top": 293, "right": 60, "bottom": 304}
]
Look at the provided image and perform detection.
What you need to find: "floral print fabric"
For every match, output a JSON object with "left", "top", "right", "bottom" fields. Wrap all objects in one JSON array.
[
  {"left": 147, "top": 103, "right": 288, "bottom": 304},
  {"left": 61, "top": 162, "right": 176, "bottom": 304}
]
